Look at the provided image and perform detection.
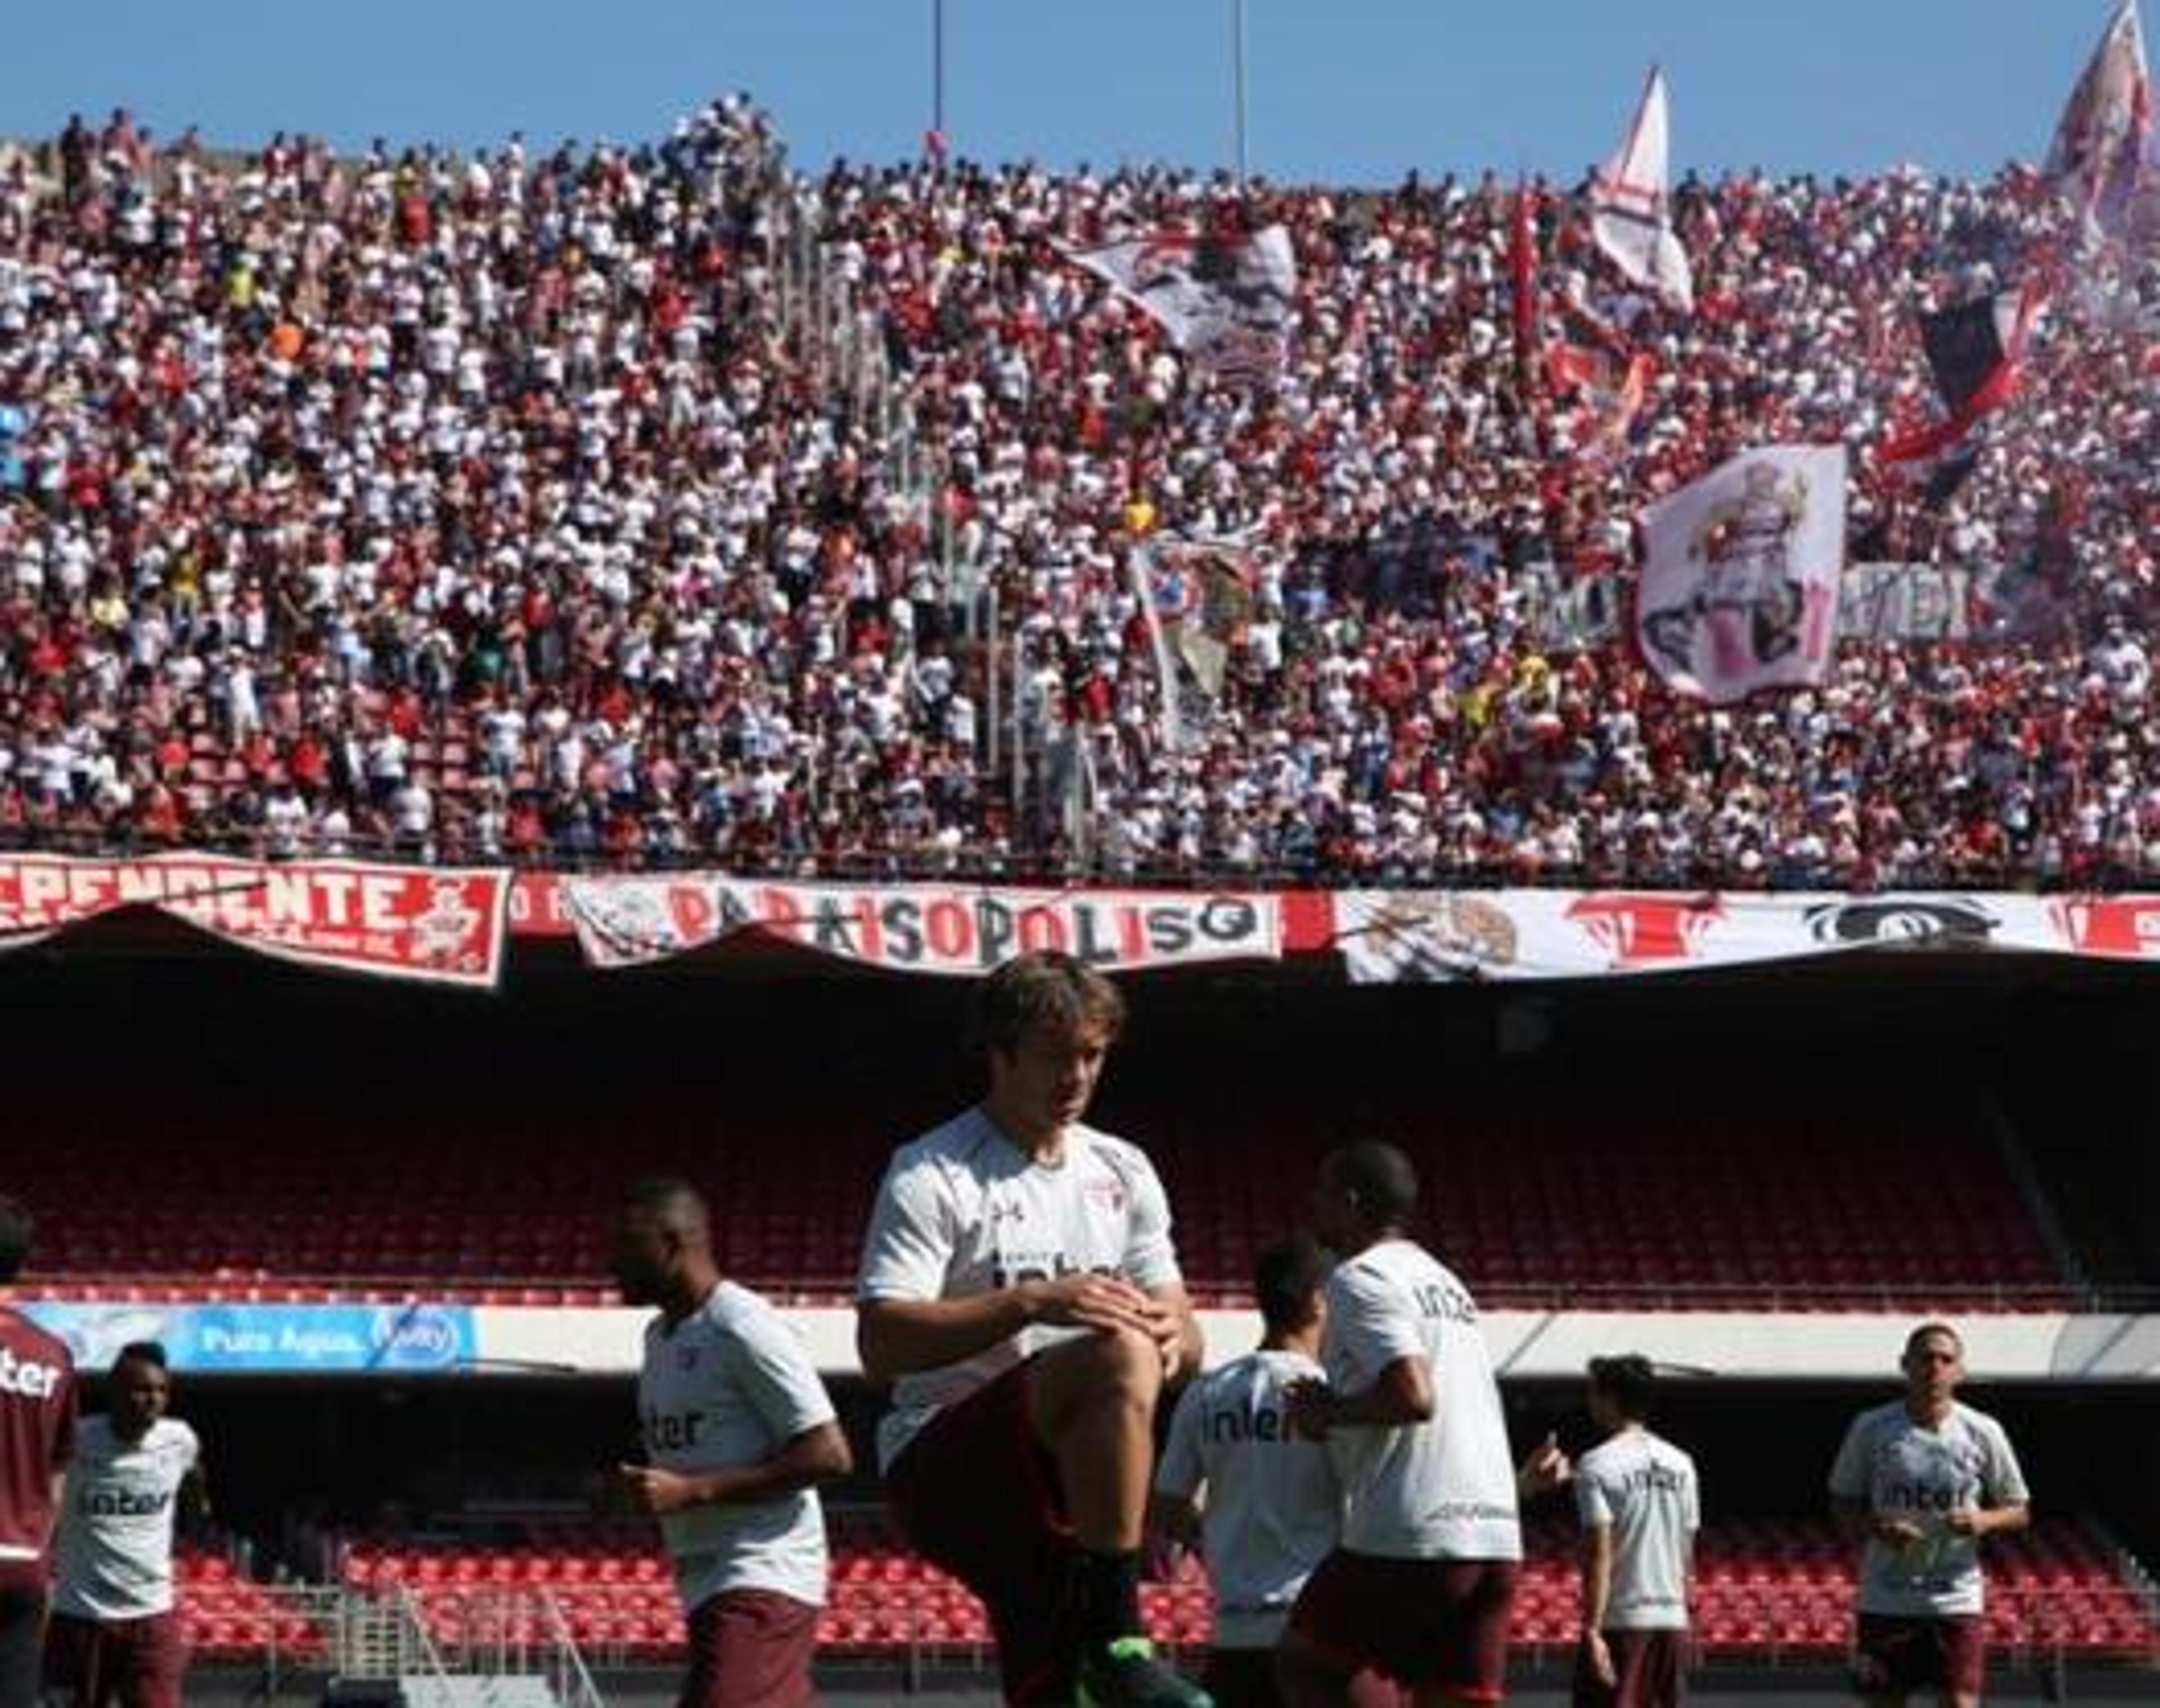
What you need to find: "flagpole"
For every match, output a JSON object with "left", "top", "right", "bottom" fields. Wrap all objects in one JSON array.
[{"left": 1232, "top": 0, "right": 1249, "bottom": 186}]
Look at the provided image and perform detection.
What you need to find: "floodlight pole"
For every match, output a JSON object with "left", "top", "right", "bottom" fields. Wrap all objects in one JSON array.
[
  {"left": 933, "top": 0, "right": 947, "bottom": 156},
  {"left": 1233, "top": 0, "right": 1249, "bottom": 185}
]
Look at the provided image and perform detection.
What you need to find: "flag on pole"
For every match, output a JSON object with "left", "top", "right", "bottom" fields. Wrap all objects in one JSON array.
[
  {"left": 2046, "top": 0, "right": 2153, "bottom": 235},
  {"left": 1065, "top": 226, "right": 1297, "bottom": 385},
  {"left": 1877, "top": 282, "right": 2042, "bottom": 478},
  {"left": 1591, "top": 68, "right": 1695, "bottom": 311},
  {"left": 1635, "top": 446, "right": 1847, "bottom": 704},
  {"left": 1123, "top": 538, "right": 1258, "bottom": 749}
]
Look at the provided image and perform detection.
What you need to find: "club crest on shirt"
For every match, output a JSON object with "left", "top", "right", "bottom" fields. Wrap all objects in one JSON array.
[
  {"left": 676, "top": 1345, "right": 700, "bottom": 1372},
  {"left": 1086, "top": 1177, "right": 1127, "bottom": 1215}
]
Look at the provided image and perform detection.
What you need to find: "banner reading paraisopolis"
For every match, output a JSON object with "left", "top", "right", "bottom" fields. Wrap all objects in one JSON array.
[
  {"left": 564, "top": 877, "right": 1282, "bottom": 976},
  {"left": 0, "top": 855, "right": 510, "bottom": 987}
]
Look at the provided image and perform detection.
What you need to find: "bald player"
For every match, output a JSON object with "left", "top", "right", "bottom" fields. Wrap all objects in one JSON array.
[{"left": 611, "top": 1178, "right": 854, "bottom": 1708}]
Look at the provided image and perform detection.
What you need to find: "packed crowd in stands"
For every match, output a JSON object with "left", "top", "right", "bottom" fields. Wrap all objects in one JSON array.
[{"left": 1, "top": 97, "right": 2158, "bottom": 887}]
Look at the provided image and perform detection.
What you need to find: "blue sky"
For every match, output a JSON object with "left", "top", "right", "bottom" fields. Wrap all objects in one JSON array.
[{"left": 0, "top": 2, "right": 2130, "bottom": 186}]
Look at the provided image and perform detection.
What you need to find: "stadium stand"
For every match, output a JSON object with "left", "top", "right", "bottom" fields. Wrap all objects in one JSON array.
[
  {"left": 11, "top": 1075, "right": 2063, "bottom": 1308},
  {"left": 0, "top": 102, "right": 2156, "bottom": 887}
]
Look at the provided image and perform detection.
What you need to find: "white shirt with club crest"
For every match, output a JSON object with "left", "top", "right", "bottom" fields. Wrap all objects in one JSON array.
[
  {"left": 1320, "top": 1239, "right": 1522, "bottom": 1562},
  {"left": 53, "top": 1417, "right": 200, "bottom": 1620},
  {"left": 1829, "top": 1399, "right": 2028, "bottom": 1617},
  {"left": 856, "top": 1107, "right": 1182, "bottom": 1473},
  {"left": 637, "top": 1282, "right": 838, "bottom": 1612}
]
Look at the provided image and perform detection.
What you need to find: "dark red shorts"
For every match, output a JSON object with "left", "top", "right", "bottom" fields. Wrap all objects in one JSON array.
[
  {"left": 1572, "top": 1628, "right": 1688, "bottom": 1708},
  {"left": 43, "top": 1609, "right": 188, "bottom": 1708},
  {"left": 680, "top": 1588, "right": 820, "bottom": 1708},
  {"left": 885, "top": 1358, "right": 1078, "bottom": 1706},
  {"left": 1853, "top": 1612, "right": 1984, "bottom": 1700},
  {"left": 1288, "top": 1550, "right": 1518, "bottom": 1700}
]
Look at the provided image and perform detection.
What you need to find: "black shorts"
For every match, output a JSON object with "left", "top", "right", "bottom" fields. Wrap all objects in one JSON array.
[
  {"left": 1288, "top": 1551, "right": 1518, "bottom": 1700},
  {"left": 0, "top": 1581, "right": 48, "bottom": 1708},
  {"left": 885, "top": 1359, "right": 1079, "bottom": 1707}
]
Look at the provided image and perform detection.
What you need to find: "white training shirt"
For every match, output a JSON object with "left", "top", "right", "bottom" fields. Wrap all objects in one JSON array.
[
  {"left": 53, "top": 1417, "right": 200, "bottom": 1620},
  {"left": 1576, "top": 1427, "right": 1699, "bottom": 1632},
  {"left": 1155, "top": 1349, "right": 1340, "bottom": 1648},
  {"left": 1828, "top": 1399, "right": 2029, "bottom": 1618},
  {"left": 637, "top": 1282, "right": 838, "bottom": 1612},
  {"left": 1320, "top": 1239, "right": 1521, "bottom": 1562},
  {"left": 856, "top": 1107, "right": 1184, "bottom": 1473}
]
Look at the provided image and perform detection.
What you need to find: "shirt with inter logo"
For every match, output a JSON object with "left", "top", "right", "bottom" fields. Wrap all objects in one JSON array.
[
  {"left": 1576, "top": 1427, "right": 1699, "bottom": 1631},
  {"left": 1829, "top": 1399, "right": 2028, "bottom": 1617},
  {"left": 1155, "top": 1348, "right": 1340, "bottom": 1648},
  {"left": 856, "top": 1107, "right": 1182, "bottom": 1472},
  {"left": 54, "top": 1416, "right": 200, "bottom": 1619},
  {"left": 0, "top": 1307, "right": 75, "bottom": 1588},
  {"left": 637, "top": 1281, "right": 839, "bottom": 1612},
  {"left": 1320, "top": 1239, "right": 1520, "bottom": 1563}
]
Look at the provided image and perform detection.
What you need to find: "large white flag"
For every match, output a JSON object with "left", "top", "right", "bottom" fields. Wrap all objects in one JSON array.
[
  {"left": 1636, "top": 446, "right": 1847, "bottom": 704},
  {"left": 2046, "top": 0, "right": 2153, "bottom": 233},
  {"left": 1067, "top": 226, "right": 1297, "bottom": 383},
  {"left": 1591, "top": 68, "right": 1694, "bottom": 311}
]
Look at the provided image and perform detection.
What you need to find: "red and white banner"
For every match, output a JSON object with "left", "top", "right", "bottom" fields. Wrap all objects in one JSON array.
[
  {"left": 0, "top": 855, "right": 510, "bottom": 987},
  {"left": 1336, "top": 890, "right": 2160, "bottom": 982},
  {"left": 564, "top": 877, "right": 1284, "bottom": 976},
  {"left": 1636, "top": 446, "right": 1847, "bottom": 704}
]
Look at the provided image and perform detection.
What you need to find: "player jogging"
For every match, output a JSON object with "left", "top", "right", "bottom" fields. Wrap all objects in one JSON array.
[{"left": 613, "top": 1178, "right": 854, "bottom": 1708}]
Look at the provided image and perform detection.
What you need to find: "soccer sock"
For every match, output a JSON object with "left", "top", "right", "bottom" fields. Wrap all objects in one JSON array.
[{"left": 1074, "top": 1547, "right": 1144, "bottom": 1647}]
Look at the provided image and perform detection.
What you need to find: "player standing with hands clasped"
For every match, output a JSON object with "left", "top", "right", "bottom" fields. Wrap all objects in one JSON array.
[{"left": 1829, "top": 1323, "right": 2028, "bottom": 1708}]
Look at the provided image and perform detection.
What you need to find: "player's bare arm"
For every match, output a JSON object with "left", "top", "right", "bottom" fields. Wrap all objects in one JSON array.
[
  {"left": 1580, "top": 1521, "right": 1618, "bottom": 1686},
  {"left": 857, "top": 1271, "right": 1166, "bottom": 1382},
  {"left": 618, "top": 1419, "right": 853, "bottom": 1517},
  {"left": 1284, "top": 1353, "right": 1433, "bottom": 1437},
  {"left": 1143, "top": 1280, "right": 1203, "bottom": 1382}
]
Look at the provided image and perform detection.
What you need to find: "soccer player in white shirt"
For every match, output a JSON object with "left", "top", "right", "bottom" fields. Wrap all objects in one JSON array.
[
  {"left": 1829, "top": 1323, "right": 2029, "bottom": 1708},
  {"left": 1154, "top": 1233, "right": 1400, "bottom": 1708},
  {"left": 611, "top": 1179, "right": 853, "bottom": 1708},
  {"left": 856, "top": 951, "right": 1209, "bottom": 1708},
  {"left": 1572, "top": 1355, "right": 1698, "bottom": 1708},
  {"left": 47, "top": 1341, "right": 203, "bottom": 1708},
  {"left": 1279, "top": 1141, "right": 1523, "bottom": 1708}
]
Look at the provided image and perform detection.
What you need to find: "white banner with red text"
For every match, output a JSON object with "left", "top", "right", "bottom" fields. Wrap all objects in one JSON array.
[
  {"left": 1334, "top": 891, "right": 2160, "bottom": 981},
  {"left": 562, "top": 876, "right": 1284, "bottom": 976},
  {"left": 0, "top": 855, "right": 510, "bottom": 988}
]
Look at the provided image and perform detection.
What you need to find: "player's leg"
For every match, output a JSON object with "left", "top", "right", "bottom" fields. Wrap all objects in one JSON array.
[
  {"left": 118, "top": 1612, "right": 188, "bottom": 1708},
  {"left": 1410, "top": 1560, "right": 1515, "bottom": 1708},
  {"left": 1275, "top": 1553, "right": 1396, "bottom": 1708},
  {"left": 0, "top": 1585, "right": 50, "bottom": 1708},
  {"left": 1027, "top": 1325, "right": 1207, "bottom": 1704},
  {"left": 884, "top": 1364, "right": 1084, "bottom": 1706},
  {"left": 677, "top": 1589, "right": 819, "bottom": 1708}
]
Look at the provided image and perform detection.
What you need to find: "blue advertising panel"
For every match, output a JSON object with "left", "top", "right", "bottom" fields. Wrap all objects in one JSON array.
[{"left": 20, "top": 1300, "right": 476, "bottom": 1373}]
